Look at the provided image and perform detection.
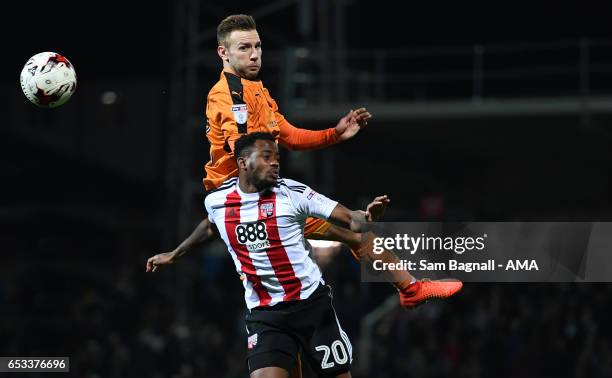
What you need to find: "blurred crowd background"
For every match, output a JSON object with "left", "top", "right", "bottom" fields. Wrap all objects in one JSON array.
[{"left": 3, "top": 0, "right": 612, "bottom": 377}]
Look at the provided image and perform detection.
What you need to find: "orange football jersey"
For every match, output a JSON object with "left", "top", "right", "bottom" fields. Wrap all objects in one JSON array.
[{"left": 203, "top": 71, "right": 339, "bottom": 190}]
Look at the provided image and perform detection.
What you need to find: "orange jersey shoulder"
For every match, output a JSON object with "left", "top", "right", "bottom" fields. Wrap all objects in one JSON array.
[{"left": 203, "top": 71, "right": 282, "bottom": 190}]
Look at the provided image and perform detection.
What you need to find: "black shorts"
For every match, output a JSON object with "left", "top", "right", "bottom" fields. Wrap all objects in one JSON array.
[{"left": 245, "top": 284, "right": 352, "bottom": 376}]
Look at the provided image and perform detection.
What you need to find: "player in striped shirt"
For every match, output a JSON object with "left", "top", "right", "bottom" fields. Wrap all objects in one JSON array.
[{"left": 147, "top": 132, "right": 462, "bottom": 377}]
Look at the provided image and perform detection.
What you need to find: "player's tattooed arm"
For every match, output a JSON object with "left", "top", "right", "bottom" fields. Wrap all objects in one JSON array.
[
  {"left": 146, "top": 218, "right": 219, "bottom": 272},
  {"left": 174, "top": 218, "right": 219, "bottom": 256},
  {"left": 328, "top": 195, "right": 390, "bottom": 232}
]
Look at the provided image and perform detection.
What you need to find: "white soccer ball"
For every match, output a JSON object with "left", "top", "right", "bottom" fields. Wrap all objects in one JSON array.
[{"left": 20, "top": 52, "right": 77, "bottom": 108}]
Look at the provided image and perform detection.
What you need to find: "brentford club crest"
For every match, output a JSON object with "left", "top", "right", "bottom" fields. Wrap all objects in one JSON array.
[{"left": 259, "top": 203, "right": 274, "bottom": 218}]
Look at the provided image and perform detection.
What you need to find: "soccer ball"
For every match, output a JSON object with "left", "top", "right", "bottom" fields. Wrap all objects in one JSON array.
[{"left": 20, "top": 52, "right": 77, "bottom": 108}]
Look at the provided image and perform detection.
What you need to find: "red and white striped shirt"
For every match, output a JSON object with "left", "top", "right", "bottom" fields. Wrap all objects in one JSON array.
[{"left": 205, "top": 177, "right": 338, "bottom": 309}]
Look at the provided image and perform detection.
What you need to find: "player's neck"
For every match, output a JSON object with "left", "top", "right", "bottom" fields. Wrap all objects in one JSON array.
[
  {"left": 238, "top": 175, "right": 258, "bottom": 194},
  {"left": 238, "top": 176, "right": 271, "bottom": 194},
  {"left": 223, "top": 66, "right": 241, "bottom": 78}
]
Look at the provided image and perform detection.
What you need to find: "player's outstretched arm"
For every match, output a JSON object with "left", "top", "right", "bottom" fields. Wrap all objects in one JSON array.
[
  {"left": 327, "top": 195, "right": 390, "bottom": 233},
  {"left": 278, "top": 107, "right": 372, "bottom": 151},
  {"left": 146, "top": 218, "right": 217, "bottom": 272}
]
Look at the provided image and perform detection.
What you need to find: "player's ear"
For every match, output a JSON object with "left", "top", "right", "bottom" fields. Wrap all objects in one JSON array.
[
  {"left": 237, "top": 156, "right": 247, "bottom": 171},
  {"left": 218, "top": 45, "right": 229, "bottom": 62}
]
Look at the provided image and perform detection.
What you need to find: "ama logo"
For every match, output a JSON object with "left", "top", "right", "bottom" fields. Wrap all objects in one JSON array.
[{"left": 505, "top": 260, "right": 539, "bottom": 271}]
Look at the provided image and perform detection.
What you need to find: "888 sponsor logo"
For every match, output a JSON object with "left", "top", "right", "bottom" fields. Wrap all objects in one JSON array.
[{"left": 236, "top": 222, "right": 270, "bottom": 251}]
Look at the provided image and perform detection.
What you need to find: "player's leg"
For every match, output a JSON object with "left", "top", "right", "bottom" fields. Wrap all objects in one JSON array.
[
  {"left": 288, "top": 354, "right": 302, "bottom": 378},
  {"left": 304, "top": 217, "right": 362, "bottom": 258},
  {"left": 251, "top": 367, "right": 290, "bottom": 378},
  {"left": 357, "top": 233, "right": 463, "bottom": 308},
  {"left": 246, "top": 311, "right": 299, "bottom": 378},
  {"left": 335, "top": 372, "right": 352, "bottom": 378},
  {"left": 297, "top": 284, "right": 353, "bottom": 377},
  {"left": 320, "top": 221, "right": 463, "bottom": 309},
  {"left": 306, "top": 218, "right": 463, "bottom": 308}
]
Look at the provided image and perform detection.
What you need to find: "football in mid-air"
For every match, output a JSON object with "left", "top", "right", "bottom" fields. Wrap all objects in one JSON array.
[{"left": 20, "top": 52, "right": 77, "bottom": 108}]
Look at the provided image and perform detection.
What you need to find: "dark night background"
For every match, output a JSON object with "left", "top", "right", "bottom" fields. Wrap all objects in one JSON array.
[{"left": 2, "top": 1, "right": 612, "bottom": 377}]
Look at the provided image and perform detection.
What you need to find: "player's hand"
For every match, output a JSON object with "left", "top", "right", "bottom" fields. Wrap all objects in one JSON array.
[
  {"left": 334, "top": 107, "right": 372, "bottom": 142},
  {"left": 365, "top": 195, "right": 390, "bottom": 222},
  {"left": 146, "top": 251, "right": 178, "bottom": 272}
]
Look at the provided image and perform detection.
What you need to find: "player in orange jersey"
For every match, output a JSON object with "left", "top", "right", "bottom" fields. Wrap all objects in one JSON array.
[{"left": 204, "top": 14, "right": 372, "bottom": 259}]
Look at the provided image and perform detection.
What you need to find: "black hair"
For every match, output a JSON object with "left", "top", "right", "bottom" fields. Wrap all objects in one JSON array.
[{"left": 234, "top": 132, "right": 276, "bottom": 160}]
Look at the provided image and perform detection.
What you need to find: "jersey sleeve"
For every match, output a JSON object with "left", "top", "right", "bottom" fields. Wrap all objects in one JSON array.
[
  {"left": 265, "top": 87, "right": 339, "bottom": 151},
  {"left": 284, "top": 179, "right": 338, "bottom": 220},
  {"left": 204, "top": 195, "right": 216, "bottom": 224},
  {"left": 207, "top": 89, "right": 245, "bottom": 153},
  {"left": 278, "top": 120, "right": 340, "bottom": 151}
]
